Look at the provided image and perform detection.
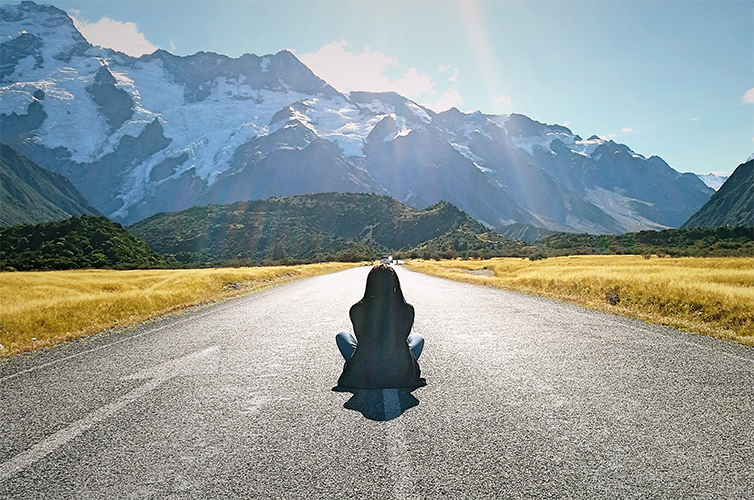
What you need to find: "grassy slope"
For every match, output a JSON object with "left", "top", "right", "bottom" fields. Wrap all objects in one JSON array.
[
  {"left": 0, "top": 143, "right": 100, "bottom": 227},
  {"left": 0, "top": 262, "right": 359, "bottom": 358},
  {"left": 406, "top": 256, "right": 754, "bottom": 347}
]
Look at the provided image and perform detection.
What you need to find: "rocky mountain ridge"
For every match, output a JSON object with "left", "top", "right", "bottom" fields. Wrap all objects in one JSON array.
[
  {"left": 0, "top": 143, "right": 100, "bottom": 226},
  {"left": 1, "top": 1, "right": 715, "bottom": 232},
  {"left": 683, "top": 159, "right": 754, "bottom": 229}
]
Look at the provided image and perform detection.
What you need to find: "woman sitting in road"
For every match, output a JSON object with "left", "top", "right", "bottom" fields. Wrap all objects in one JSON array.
[{"left": 335, "top": 264, "right": 425, "bottom": 389}]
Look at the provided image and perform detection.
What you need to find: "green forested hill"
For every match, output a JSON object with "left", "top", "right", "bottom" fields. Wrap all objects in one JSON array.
[
  {"left": 533, "top": 226, "right": 754, "bottom": 257},
  {"left": 0, "top": 144, "right": 100, "bottom": 227},
  {"left": 683, "top": 159, "right": 754, "bottom": 229},
  {"left": 129, "top": 192, "right": 522, "bottom": 264},
  {"left": 1, "top": 215, "right": 164, "bottom": 271}
]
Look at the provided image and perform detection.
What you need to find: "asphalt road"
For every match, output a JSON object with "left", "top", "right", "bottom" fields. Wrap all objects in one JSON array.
[{"left": 1, "top": 266, "right": 753, "bottom": 499}]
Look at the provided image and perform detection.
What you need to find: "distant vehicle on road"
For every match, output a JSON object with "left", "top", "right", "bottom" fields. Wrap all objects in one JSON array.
[{"left": 380, "top": 255, "right": 393, "bottom": 265}]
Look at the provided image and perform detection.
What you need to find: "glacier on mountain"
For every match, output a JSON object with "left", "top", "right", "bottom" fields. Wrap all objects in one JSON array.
[{"left": 0, "top": 1, "right": 715, "bottom": 232}]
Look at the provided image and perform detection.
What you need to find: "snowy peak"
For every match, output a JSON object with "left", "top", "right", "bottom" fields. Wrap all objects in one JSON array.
[
  {"left": 1, "top": 1, "right": 81, "bottom": 35},
  {"left": 0, "top": 1, "right": 715, "bottom": 234},
  {"left": 142, "top": 49, "right": 341, "bottom": 103},
  {"left": 349, "top": 91, "right": 435, "bottom": 124},
  {"left": 697, "top": 173, "right": 729, "bottom": 191},
  {"left": 1, "top": 1, "right": 89, "bottom": 82},
  {"left": 504, "top": 113, "right": 572, "bottom": 138}
]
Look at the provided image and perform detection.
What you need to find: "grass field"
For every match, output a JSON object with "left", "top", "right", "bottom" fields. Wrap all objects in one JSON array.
[
  {"left": 0, "top": 262, "right": 360, "bottom": 358},
  {"left": 406, "top": 256, "right": 754, "bottom": 347}
]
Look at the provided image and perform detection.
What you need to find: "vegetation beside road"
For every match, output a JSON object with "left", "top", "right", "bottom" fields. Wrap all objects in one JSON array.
[
  {"left": 406, "top": 256, "right": 754, "bottom": 347},
  {"left": 530, "top": 226, "right": 754, "bottom": 258},
  {"left": 0, "top": 262, "right": 359, "bottom": 358},
  {"left": 0, "top": 215, "right": 164, "bottom": 271}
]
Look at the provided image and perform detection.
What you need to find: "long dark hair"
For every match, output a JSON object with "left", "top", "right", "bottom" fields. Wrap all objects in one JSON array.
[{"left": 359, "top": 264, "right": 407, "bottom": 305}]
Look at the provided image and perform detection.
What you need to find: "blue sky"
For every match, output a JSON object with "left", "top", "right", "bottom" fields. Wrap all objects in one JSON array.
[{"left": 7, "top": 0, "right": 754, "bottom": 175}]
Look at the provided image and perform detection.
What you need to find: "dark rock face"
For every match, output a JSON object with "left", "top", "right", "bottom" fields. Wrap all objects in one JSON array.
[
  {"left": 364, "top": 125, "right": 537, "bottom": 228},
  {"left": 149, "top": 153, "right": 189, "bottom": 182},
  {"left": 201, "top": 127, "right": 384, "bottom": 208},
  {"left": 0, "top": 33, "right": 43, "bottom": 81},
  {"left": 683, "top": 160, "right": 754, "bottom": 228},
  {"left": 462, "top": 132, "right": 624, "bottom": 233},
  {"left": 0, "top": 89, "right": 47, "bottom": 143},
  {"left": 72, "top": 119, "right": 172, "bottom": 214},
  {"left": 86, "top": 66, "right": 134, "bottom": 130},
  {"left": 143, "top": 49, "right": 341, "bottom": 103},
  {"left": 504, "top": 113, "right": 571, "bottom": 138}
]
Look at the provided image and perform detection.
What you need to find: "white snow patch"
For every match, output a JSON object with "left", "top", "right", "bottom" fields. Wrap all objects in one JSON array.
[
  {"left": 395, "top": 127, "right": 411, "bottom": 138},
  {"left": 360, "top": 98, "right": 394, "bottom": 115},
  {"left": 270, "top": 96, "right": 392, "bottom": 156},
  {"left": 0, "top": 82, "right": 39, "bottom": 115},
  {"left": 511, "top": 134, "right": 551, "bottom": 156},
  {"left": 575, "top": 137, "right": 606, "bottom": 157},
  {"left": 260, "top": 57, "right": 270, "bottom": 72},
  {"left": 405, "top": 101, "right": 431, "bottom": 123},
  {"left": 34, "top": 65, "right": 110, "bottom": 162},
  {"left": 583, "top": 186, "right": 670, "bottom": 232},
  {"left": 487, "top": 114, "right": 510, "bottom": 129},
  {"left": 450, "top": 141, "right": 485, "bottom": 165},
  {"left": 697, "top": 173, "right": 729, "bottom": 191},
  {"left": 472, "top": 162, "right": 493, "bottom": 174},
  {"left": 9, "top": 55, "right": 37, "bottom": 79}
]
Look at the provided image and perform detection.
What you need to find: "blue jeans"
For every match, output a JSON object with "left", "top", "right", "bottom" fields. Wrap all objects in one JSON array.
[{"left": 336, "top": 331, "right": 424, "bottom": 361}]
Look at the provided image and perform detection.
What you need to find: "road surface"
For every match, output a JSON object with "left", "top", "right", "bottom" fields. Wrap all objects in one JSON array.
[{"left": 1, "top": 266, "right": 753, "bottom": 498}]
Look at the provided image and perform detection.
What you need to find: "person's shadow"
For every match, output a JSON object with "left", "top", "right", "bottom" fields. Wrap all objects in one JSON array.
[{"left": 333, "top": 387, "right": 420, "bottom": 421}]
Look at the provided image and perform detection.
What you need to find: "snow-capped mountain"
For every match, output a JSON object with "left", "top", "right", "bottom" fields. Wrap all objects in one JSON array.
[
  {"left": 0, "top": 1, "right": 715, "bottom": 231},
  {"left": 697, "top": 173, "right": 729, "bottom": 191}
]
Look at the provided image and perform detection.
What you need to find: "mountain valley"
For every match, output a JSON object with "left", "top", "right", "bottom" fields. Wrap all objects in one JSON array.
[{"left": 0, "top": 1, "right": 718, "bottom": 235}]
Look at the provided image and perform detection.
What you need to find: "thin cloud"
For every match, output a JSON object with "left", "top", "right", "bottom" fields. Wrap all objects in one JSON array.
[
  {"left": 393, "top": 67, "right": 435, "bottom": 99},
  {"left": 494, "top": 95, "right": 513, "bottom": 106},
  {"left": 744, "top": 88, "right": 754, "bottom": 104},
  {"left": 622, "top": 127, "right": 633, "bottom": 133},
  {"left": 71, "top": 15, "right": 157, "bottom": 57},
  {"left": 436, "top": 64, "right": 459, "bottom": 81},
  {"left": 426, "top": 88, "right": 464, "bottom": 113},
  {"left": 299, "top": 40, "right": 434, "bottom": 98},
  {"left": 690, "top": 118, "right": 700, "bottom": 122}
]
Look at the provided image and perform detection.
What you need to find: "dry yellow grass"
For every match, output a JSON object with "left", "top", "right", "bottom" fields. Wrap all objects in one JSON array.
[
  {"left": 0, "top": 262, "right": 360, "bottom": 358},
  {"left": 406, "top": 256, "right": 754, "bottom": 346}
]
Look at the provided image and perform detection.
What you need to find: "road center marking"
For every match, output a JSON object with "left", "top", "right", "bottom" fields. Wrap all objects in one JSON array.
[
  {"left": 383, "top": 389, "right": 420, "bottom": 500},
  {"left": 0, "top": 346, "right": 219, "bottom": 482}
]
